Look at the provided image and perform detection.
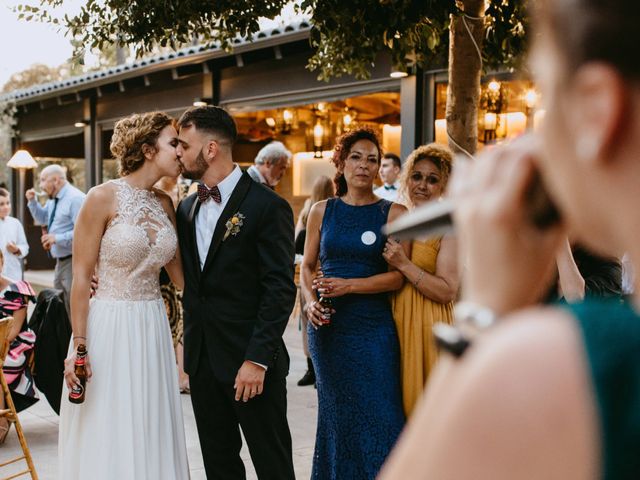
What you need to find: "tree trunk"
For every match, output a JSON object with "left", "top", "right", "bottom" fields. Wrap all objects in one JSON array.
[{"left": 446, "top": 0, "right": 485, "bottom": 157}]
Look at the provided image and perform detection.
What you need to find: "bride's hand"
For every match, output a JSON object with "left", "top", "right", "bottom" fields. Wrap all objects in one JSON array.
[{"left": 64, "top": 349, "right": 92, "bottom": 391}]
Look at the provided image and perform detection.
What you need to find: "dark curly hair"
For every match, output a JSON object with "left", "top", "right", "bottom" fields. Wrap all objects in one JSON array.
[
  {"left": 110, "top": 111, "right": 174, "bottom": 176},
  {"left": 331, "top": 127, "right": 382, "bottom": 197},
  {"left": 177, "top": 105, "right": 237, "bottom": 145}
]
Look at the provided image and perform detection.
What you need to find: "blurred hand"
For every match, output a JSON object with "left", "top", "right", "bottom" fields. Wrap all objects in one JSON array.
[
  {"left": 451, "top": 138, "right": 564, "bottom": 316},
  {"left": 5, "top": 242, "right": 20, "bottom": 255},
  {"left": 41, "top": 233, "right": 56, "bottom": 250},
  {"left": 383, "top": 238, "right": 409, "bottom": 269},
  {"left": 25, "top": 189, "right": 35, "bottom": 201}
]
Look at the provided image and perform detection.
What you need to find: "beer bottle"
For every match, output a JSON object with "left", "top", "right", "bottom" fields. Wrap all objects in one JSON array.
[
  {"left": 318, "top": 296, "right": 333, "bottom": 325},
  {"left": 69, "top": 344, "right": 88, "bottom": 404}
]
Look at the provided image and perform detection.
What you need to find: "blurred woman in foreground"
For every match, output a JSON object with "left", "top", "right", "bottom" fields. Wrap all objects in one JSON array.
[{"left": 380, "top": 0, "right": 640, "bottom": 478}]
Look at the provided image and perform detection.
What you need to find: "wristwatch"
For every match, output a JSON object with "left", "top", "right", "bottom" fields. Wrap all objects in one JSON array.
[
  {"left": 433, "top": 301, "right": 498, "bottom": 358},
  {"left": 454, "top": 301, "right": 497, "bottom": 333}
]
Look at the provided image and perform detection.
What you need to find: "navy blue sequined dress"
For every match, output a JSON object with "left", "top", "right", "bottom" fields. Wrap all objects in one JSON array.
[{"left": 308, "top": 198, "right": 405, "bottom": 480}]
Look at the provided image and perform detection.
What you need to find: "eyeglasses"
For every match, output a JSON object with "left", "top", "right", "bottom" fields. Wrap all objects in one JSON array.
[{"left": 409, "top": 171, "right": 441, "bottom": 185}]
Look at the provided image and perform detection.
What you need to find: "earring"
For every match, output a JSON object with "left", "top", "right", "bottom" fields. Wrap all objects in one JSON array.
[{"left": 575, "top": 136, "right": 600, "bottom": 162}]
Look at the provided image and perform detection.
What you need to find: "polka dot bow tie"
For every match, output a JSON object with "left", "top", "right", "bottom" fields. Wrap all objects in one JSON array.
[{"left": 197, "top": 184, "right": 222, "bottom": 203}]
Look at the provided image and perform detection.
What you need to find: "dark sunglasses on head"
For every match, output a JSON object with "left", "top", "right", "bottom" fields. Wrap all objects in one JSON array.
[{"left": 410, "top": 172, "right": 441, "bottom": 185}]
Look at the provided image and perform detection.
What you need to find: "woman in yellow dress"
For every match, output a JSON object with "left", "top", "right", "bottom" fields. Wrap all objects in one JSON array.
[{"left": 382, "top": 144, "right": 459, "bottom": 416}]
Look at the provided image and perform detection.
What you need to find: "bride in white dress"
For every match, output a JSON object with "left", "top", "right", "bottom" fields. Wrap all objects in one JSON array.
[{"left": 58, "top": 111, "right": 190, "bottom": 479}]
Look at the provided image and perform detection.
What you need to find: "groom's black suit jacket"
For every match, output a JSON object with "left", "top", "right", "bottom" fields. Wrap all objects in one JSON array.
[{"left": 177, "top": 172, "right": 296, "bottom": 384}]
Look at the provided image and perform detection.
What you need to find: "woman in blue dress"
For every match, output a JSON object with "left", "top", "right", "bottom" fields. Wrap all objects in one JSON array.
[{"left": 301, "top": 127, "right": 409, "bottom": 479}]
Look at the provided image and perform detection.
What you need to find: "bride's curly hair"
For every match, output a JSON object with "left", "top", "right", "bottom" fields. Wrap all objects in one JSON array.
[
  {"left": 331, "top": 127, "right": 382, "bottom": 197},
  {"left": 110, "top": 111, "right": 174, "bottom": 176}
]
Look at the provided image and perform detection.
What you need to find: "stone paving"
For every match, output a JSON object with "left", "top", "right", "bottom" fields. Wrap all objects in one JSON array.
[{"left": 1, "top": 271, "right": 318, "bottom": 479}]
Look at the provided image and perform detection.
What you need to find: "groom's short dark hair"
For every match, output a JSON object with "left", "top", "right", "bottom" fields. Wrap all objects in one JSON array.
[{"left": 178, "top": 106, "right": 237, "bottom": 145}]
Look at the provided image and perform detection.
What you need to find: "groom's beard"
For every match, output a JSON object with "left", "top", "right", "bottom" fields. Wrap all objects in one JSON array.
[{"left": 180, "top": 150, "right": 209, "bottom": 180}]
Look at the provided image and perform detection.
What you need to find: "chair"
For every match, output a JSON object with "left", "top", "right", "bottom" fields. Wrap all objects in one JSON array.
[{"left": 0, "top": 317, "right": 38, "bottom": 480}]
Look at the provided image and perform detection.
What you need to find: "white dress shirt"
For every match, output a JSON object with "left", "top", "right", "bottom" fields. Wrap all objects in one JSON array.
[
  {"left": 373, "top": 181, "right": 400, "bottom": 202},
  {"left": 0, "top": 215, "right": 29, "bottom": 281},
  {"left": 195, "top": 165, "right": 267, "bottom": 370},
  {"left": 196, "top": 165, "right": 243, "bottom": 269}
]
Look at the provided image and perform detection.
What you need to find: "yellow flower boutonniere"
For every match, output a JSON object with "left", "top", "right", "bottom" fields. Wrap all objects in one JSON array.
[{"left": 223, "top": 212, "right": 245, "bottom": 241}]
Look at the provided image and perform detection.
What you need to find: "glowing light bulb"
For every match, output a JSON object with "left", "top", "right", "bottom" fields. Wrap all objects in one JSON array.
[
  {"left": 488, "top": 80, "right": 501, "bottom": 93},
  {"left": 313, "top": 122, "right": 324, "bottom": 148},
  {"left": 390, "top": 70, "right": 408, "bottom": 78},
  {"left": 484, "top": 112, "right": 497, "bottom": 130},
  {"left": 524, "top": 89, "right": 538, "bottom": 109}
]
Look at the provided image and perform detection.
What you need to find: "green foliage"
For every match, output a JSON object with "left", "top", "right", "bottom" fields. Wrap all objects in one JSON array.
[
  {"left": 484, "top": 0, "right": 530, "bottom": 72},
  {"left": 0, "top": 99, "right": 18, "bottom": 175},
  {"left": 306, "top": 0, "right": 530, "bottom": 80},
  {"left": 16, "top": 0, "right": 529, "bottom": 81},
  {"left": 17, "top": 1, "right": 289, "bottom": 57},
  {"left": 303, "top": 0, "right": 452, "bottom": 80}
]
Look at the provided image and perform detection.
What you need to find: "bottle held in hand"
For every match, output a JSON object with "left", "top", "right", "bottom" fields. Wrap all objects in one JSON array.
[
  {"left": 69, "top": 344, "right": 88, "bottom": 404},
  {"left": 315, "top": 268, "right": 332, "bottom": 325},
  {"left": 318, "top": 296, "right": 332, "bottom": 325}
]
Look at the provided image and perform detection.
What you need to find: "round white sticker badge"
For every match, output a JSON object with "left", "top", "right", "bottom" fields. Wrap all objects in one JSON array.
[{"left": 361, "top": 231, "right": 377, "bottom": 246}]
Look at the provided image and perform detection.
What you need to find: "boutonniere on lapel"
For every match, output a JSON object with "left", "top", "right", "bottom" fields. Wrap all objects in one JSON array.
[{"left": 223, "top": 212, "right": 245, "bottom": 241}]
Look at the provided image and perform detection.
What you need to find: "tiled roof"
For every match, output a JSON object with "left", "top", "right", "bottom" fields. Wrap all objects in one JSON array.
[{"left": 2, "top": 19, "right": 311, "bottom": 104}]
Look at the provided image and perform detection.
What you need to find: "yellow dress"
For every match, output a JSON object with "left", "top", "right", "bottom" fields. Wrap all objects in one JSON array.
[{"left": 392, "top": 237, "right": 454, "bottom": 416}]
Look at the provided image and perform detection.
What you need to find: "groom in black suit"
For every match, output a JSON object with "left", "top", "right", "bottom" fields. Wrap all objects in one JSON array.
[{"left": 175, "top": 106, "right": 296, "bottom": 479}]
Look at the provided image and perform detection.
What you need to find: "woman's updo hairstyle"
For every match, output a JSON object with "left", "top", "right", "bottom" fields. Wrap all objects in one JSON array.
[
  {"left": 110, "top": 111, "right": 174, "bottom": 176},
  {"left": 331, "top": 127, "right": 381, "bottom": 197}
]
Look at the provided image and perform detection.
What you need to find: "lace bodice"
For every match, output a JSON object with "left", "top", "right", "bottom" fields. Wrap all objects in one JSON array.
[{"left": 94, "top": 179, "right": 177, "bottom": 301}]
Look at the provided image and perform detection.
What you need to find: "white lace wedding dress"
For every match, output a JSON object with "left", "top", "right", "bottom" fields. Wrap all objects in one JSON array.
[{"left": 58, "top": 179, "right": 189, "bottom": 479}]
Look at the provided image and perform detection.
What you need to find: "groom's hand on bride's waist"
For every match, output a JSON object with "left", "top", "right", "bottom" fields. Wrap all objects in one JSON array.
[
  {"left": 234, "top": 361, "right": 266, "bottom": 402},
  {"left": 90, "top": 274, "right": 99, "bottom": 298}
]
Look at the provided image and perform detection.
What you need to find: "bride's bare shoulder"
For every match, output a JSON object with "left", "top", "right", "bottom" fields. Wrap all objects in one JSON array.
[{"left": 81, "top": 182, "right": 118, "bottom": 217}]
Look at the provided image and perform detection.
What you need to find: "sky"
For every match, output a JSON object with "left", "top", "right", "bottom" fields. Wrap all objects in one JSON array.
[{"left": 0, "top": 1, "right": 83, "bottom": 87}]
